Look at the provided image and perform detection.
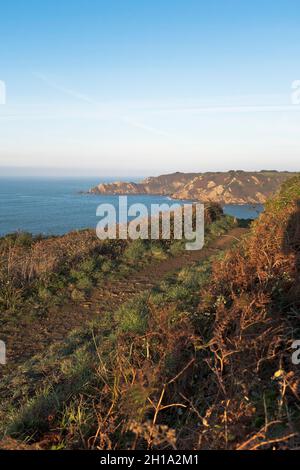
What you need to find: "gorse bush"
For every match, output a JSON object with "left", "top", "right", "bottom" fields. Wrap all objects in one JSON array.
[
  {"left": 77, "top": 258, "right": 97, "bottom": 274},
  {"left": 168, "top": 240, "right": 185, "bottom": 256},
  {"left": 75, "top": 275, "right": 93, "bottom": 292},
  {"left": 100, "top": 259, "right": 114, "bottom": 274},
  {"left": 123, "top": 239, "right": 149, "bottom": 262}
]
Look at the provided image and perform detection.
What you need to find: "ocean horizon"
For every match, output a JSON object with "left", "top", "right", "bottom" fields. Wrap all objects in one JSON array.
[{"left": 0, "top": 177, "right": 264, "bottom": 237}]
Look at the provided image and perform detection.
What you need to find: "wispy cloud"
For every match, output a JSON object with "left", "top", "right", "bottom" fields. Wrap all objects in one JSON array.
[
  {"left": 32, "top": 72, "right": 94, "bottom": 104},
  {"left": 1, "top": 74, "right": 300, "bottom": 134},
  {"left": 30, "top": 72, "right": 172, "bottom": 137},
  {"left": 120, "top": 115, "right": 172, "bottom": 137},
  {"left": 150, "top": 104, "right": 300, "bottom": 115}
]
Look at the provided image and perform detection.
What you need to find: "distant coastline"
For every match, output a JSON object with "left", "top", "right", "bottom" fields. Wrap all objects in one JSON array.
[
  {"left": 0, "top": 177, "right": 264, "bottom": 237},
  {"left": 87, "top": 170, "right": 299, "bottom": 205}
]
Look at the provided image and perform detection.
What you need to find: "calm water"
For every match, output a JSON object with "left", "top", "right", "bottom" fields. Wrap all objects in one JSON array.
[
  {"left": 0, "top": 178, "right": 263, "bottom": 236},
  {"left": 223, "top": 203, "right": 264, "bottom": 220}
]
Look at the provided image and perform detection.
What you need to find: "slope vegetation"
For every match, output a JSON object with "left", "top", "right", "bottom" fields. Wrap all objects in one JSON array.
[{"left": 1, "top": 177, "right": 300, "bottom": 450}]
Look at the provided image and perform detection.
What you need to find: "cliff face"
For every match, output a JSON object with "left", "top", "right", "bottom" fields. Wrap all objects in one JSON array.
[
  {"left": 89, "top": 172, "right": 197, "bottom": 196},
  {"left": 89, "top": 171, "right": 299, "bottom": 204}
]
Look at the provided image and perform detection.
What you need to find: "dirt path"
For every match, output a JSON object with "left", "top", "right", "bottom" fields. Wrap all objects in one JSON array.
[{"left": 3, "top": 227, "right": 247, "bottom": 367}]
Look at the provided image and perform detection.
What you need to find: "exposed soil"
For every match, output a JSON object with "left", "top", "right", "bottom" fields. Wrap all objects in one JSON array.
[{"left": 1, "top": 227, "right": 247, "bottom": 370}]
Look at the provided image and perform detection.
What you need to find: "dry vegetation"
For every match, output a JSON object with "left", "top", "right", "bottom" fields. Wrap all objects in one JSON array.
[
  {"left": 0, "top": 203, "right": 223, "bottom": 317},
  {"left": 1, "top": 179, "right": 300, "bottom": 450}
]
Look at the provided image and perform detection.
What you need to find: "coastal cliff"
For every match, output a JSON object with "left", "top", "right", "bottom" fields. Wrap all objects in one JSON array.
[{"left": 89, "top": 170, "right": 299, "bottom": 204}]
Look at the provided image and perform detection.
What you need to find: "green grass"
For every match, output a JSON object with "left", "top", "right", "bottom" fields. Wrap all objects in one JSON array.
[
  {"left": 116, "top": 293, "right": 150, "bottom": 335},
  {"left": 0, "top": 209, "right": 240, "bottom": 447},
  {"left": 0, "top": 243, "right": 220, "bottom": 445},
  {"left": 123, "top": 239, "right": 149, "bottom": 262},
  {"left": 0, "top": 317, "right": 115, "bottom": 440},
  {"left": 0, "top": 207, "right": 236, "bottom": 318}
]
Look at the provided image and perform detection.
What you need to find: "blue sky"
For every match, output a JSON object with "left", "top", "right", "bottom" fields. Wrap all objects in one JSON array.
[{"left": 0, "top": 0, "right": 300, "bottom": 176}]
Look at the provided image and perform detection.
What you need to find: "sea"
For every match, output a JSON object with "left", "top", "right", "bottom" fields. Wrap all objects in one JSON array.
[{"left": 0, "top": 177, "right": 264, "bottom": 237}]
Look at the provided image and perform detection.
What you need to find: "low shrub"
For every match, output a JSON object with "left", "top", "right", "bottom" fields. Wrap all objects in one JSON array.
[
  {"left": 123, "top": 239, "right": 149, "bottom": 263},
  {"left": 116, "top": 294, "right": 150, "bottom": 335}
]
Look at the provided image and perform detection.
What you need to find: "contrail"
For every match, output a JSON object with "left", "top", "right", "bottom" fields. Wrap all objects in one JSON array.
[
  {"left": 32, "top": 72, "right": 94, "bottom": 104},
  {"left": 31, "top": 72, "right": 172, "bottom": 137}
]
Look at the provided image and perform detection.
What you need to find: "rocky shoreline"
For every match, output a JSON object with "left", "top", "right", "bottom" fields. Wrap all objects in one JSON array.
[{"left": 87, "top": 170, "right": 298, "bottom": 204}]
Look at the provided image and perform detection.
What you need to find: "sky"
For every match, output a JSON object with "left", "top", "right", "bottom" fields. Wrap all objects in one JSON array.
[{"left": 0, "top": 0, "right": 300, "bottom": 177}]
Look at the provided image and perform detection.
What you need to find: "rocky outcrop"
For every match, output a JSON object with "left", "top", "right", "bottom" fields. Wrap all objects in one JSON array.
[
  {"left": 89, "top": 172, "right": 197, "bottom": 196},
  {"left": 90, "top": 181, "right": 144, "bottom": 195},
  {"left": 89, "top": 170, "right": 299, "bottom": 204}
]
